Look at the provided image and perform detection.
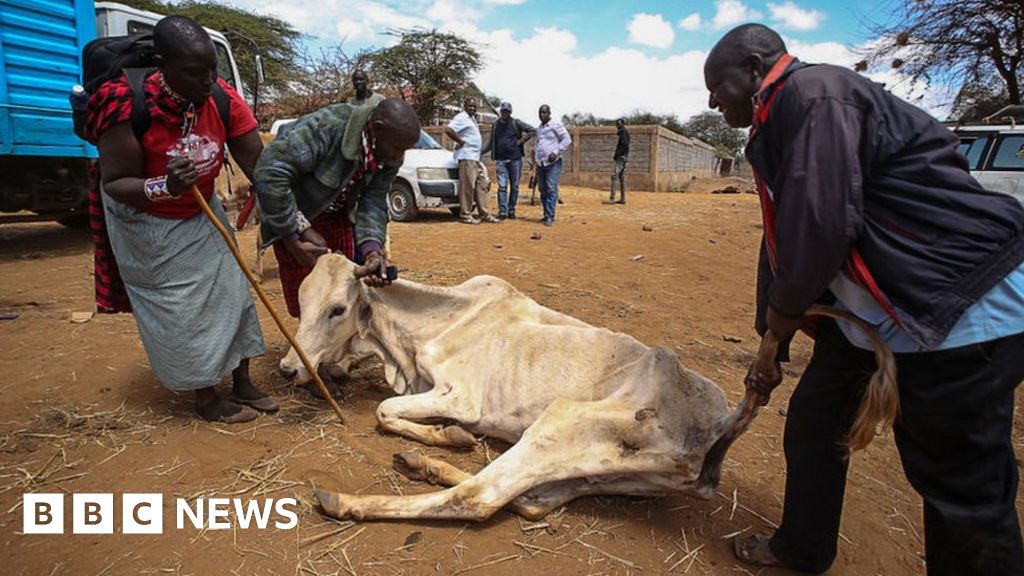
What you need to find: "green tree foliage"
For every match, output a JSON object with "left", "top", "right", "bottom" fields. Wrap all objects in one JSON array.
[
  {"left": 678, "top": 111, "right": 747, "bottom": 158},
  {"left": 950, "top": 82, "right": 1011, "bottom": 121},
  {"left": 371, "top": 28, "right": 485, "bottom": 124},
  {"left": 561, "top": 111, "right": 606, "bottom": 126},
  {"left": 118, "top": 0, "right": 302, "bottom": 98},
  {"left": 621, "top": 110, "right": 687, "bottom": 134},
  {"left": 860, "top": 0, "right": 1023, "bottom": 111}
]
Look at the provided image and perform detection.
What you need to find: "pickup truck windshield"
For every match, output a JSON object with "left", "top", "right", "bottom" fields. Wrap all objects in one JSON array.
[{"left": 416, "top": 131, "right": 442, "bottom": 150}]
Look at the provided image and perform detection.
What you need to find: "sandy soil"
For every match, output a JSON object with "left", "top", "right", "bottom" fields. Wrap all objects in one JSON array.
[{"left": 1, "top": 179, "right": 1021, "bottom": 575}]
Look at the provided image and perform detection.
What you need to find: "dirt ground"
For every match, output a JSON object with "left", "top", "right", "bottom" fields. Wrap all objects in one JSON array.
[{"left": 1, "top": 179, "right": 1021, "bottom": 576}]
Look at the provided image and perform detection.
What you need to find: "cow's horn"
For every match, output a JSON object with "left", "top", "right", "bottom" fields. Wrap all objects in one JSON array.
[{"left": 353, "top": 263, "right": 375, "bottom": 279}]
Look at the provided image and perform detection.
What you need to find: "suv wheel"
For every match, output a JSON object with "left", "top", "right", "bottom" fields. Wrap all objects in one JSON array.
[{"left": 387, "top": 181, "right": 418, "bottom": 222}]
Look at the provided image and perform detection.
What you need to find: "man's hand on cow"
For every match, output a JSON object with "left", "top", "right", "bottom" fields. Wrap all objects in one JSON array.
[
  {"left": 166, "top": 156, "right": 198, "bottom": 197},
  {"left": 300, "top": 227, "right": 327, "bottom": 250},
  {"left": 745, "top": 328, "right": 786, "bottom": 406},
  {"left": 361, "top": 251, "right": 392, "bottom": 287},
  {"left": 283, "top": 232, "right": 328, "bottom": 269}
]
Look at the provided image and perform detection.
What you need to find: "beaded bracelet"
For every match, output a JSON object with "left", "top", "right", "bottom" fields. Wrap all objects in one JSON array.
[
  {"left": 296, "top": 210, "right": 312, "bottom": 234},
  {"left": 143, "top": 176, "right": 174, "bottom": 202}
]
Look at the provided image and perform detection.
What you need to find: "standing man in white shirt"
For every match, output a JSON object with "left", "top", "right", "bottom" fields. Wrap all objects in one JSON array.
[
  {"left": 534, "top": 104, "right": 572, "bottom": 226},
  {"left": 445, "top": 98, "right": 499, "bottom": 224}
]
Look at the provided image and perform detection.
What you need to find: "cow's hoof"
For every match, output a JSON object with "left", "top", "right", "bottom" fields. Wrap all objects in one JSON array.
[
  {"left": 393, "top": 451, "right": 432, "bottom": 483},
  {"left": 442, "top": 425, "right": 477, "bottom": 447},
  {"left": 315, "top": 490, "right": 361, "bottom": 520}
]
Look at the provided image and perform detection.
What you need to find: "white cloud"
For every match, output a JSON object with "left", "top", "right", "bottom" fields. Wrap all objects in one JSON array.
[
  {"left": 428, "top": 0, "right": 481, "bottom": 25},
  {"left": 768, "top": 1, "right": 825, "bottom": 31},
  {"left": 712, "top": 0, "right": 763, "bottom": 29},
  {"left": 435, "top": 22, "right": 711, "bottom": 125},
  {"left": 678, "top": 13, "right": 702, "bottom": 32},
  {"left": 483, "top": 0, "right": 526, "bottom": 4},
  {"left": 785, "top": 37, "right": 951, "bottom": 118},
  {"left": 223, "top": 0, "right": 950, "bottom": 123},
  {"left": 627, "top": 13, "right": 675, "bottom": 49}
]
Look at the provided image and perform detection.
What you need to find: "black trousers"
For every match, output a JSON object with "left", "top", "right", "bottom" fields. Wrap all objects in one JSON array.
[{"left": 769, "top": 320, "right": 1024, "bottom": 575}]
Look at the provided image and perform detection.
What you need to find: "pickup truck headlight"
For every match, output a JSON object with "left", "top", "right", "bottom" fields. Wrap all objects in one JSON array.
[{"left": 416, "top": 168, "right": 452, "bottom": 180}]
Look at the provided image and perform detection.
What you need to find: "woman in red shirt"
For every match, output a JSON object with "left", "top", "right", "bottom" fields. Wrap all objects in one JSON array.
[{"left": 88, "top": 16, "right": 276, "bottom": 423}]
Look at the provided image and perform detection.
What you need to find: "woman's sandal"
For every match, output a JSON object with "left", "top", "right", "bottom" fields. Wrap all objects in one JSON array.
[
  {"left": 734, "top": 533, "right": 786, "bottom": 568},
  {"left": 197, "top": 400, "right": 259, "bottom": 424},
  {"left": 230, "top": 394, "right": 280, "bottom": 413}
]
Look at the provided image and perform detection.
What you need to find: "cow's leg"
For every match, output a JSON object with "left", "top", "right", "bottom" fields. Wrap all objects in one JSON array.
[
  {"left": 317, "top": 399, "right": 688, "bottom": 521},
  {"left": 393, "top": 451, "right": 558, "bottom": 520},
  {"left": 375, "top": 391, "right": 479, "bottom": 447},
  {"left": 394, "top": 451, "right": 698, "bottom": 520}
]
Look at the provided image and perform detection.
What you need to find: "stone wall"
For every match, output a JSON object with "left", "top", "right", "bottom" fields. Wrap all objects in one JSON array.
[{"left": 423, "top": 124, "right": 718, "bottom": 192}]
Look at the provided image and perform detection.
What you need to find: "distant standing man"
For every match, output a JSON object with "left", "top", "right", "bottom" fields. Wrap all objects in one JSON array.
[
  {"left": 483, "top": 101, "right": 535, "bottom": 219},
  {"left": 534, "top": 104, "right": 572, "bottom": 226},
  {"left": 446, "top": 97, "right": 499, "bottom": 224},
  {"left": 605, "top": 118, "right": 629, "bottom": 204},
  {"left": 350, "top": 69, "right": 374, "bottom": 106}
]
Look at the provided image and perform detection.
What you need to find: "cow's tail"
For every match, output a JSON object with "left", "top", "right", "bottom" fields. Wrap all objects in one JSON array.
[{"left": 805, "top": 305, "right": 899, "bottom": 451}]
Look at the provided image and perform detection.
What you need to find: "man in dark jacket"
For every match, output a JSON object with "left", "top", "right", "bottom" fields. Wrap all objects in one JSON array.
[
  {"left": 604, "top": 118, "right": 629, "bottom": 204},
  {"left": 255, "top": 98, "right": 420, "bottom": 319},
  {"left": 705, "top": 23, "right": 1024, "bottom": 575},
  {"left": 483, "top": 101, "right": 535, "bottom": 219}
]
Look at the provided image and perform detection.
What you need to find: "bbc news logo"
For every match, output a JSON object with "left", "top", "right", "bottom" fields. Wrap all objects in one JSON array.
[{"left": 23, "top": 493, "right": 298, "bottom": 534}]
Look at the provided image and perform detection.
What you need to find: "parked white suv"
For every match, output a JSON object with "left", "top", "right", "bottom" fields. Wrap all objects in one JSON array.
[
  {"left": 388, "top": 131, "right": 461, "bottom": 221},
  {"left": 269, "top": 121, "right": 460, "bottom": 221},
  {"left": 951, "top": 107, "right": 1024, "bottom": 206}
]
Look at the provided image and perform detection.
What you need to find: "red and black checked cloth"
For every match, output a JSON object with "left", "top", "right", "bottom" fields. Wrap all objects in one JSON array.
[
  {"left": 88, "top": 163, "right": 132, "bottom": 313},
  {"left": 273, "top": 122, "right": 378, "bottom": 317},
  {"left": 273, "top": 210, "right": 355, "bottom": 318}
]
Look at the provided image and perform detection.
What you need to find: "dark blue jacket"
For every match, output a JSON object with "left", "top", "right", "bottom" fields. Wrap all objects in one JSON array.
[{"left": 746, "top": 60, "right": 1024, "bottom": 348}]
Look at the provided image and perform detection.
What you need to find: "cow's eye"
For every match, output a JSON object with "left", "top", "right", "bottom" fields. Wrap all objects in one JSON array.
[{"left": 329, "top": 306, "right": 346, "bottom": 318}]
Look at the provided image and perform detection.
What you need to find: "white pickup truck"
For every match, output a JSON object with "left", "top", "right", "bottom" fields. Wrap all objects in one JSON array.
[
  {"left": 952, "top": 106, "right": 1024, "bottom": 207},
  {"left": 270, "top": 120, "right": 461, "bottom": 222}
]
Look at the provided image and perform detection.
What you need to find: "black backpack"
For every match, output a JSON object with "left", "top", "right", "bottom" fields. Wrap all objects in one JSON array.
[{"left": 73, "top": 33, "right": 230, "bottom": 144}]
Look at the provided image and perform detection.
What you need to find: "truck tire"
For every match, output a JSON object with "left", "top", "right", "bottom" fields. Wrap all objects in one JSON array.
[{"left": 388, "top": 180, "right": 418, "bottom": 222}]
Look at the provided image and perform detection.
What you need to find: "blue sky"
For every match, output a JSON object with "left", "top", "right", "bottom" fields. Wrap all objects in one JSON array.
[{"left": 219, "top": 0, "right": 947, "bottom": 121}]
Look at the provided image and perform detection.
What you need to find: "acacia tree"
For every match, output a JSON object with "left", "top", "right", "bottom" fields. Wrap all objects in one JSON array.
[
  {"left": 272, "top": 46, "right": 375, "bottom": 119},
  {"left": 860, "top": 0, "right": 1024, "bottom": 116},
  {"left": 679, "top": 111, "right": 746, "bottom": 158},
  {"left": 371, "top": 29, "right": 484, "bottom": 124},
  {"left": 561, "top": 111, "right": 607, "bottom": 126}
]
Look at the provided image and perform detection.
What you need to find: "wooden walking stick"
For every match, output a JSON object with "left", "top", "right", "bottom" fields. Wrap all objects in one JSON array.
[{"left": 191, "top": 185, "right": 346, "bottom": 424}]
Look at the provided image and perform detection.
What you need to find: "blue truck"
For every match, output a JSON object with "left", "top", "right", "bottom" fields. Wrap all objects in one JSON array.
[{"left": 0, "top": 0, "right": 245, "bottom": 226}]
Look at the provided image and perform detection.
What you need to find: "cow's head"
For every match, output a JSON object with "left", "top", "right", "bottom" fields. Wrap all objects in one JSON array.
[{"left": 279, "top": 253, "right": 374, "bottom": 382}]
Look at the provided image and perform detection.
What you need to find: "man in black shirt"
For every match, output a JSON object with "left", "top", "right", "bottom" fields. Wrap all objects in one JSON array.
[
  {"left": 483, "top": 102, "right": 535, "bottom": 219},
  {"left": 604, "top": 118, "right": 629, "bottom": 204}
]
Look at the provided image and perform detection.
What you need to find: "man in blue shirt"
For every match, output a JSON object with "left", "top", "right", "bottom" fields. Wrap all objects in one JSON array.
[{"left": 534, "top": 104, "right": 572, "bottom": 226}]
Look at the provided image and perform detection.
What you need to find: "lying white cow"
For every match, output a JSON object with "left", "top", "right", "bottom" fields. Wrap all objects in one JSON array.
[{"left": 283, "top": 254, "right": 895, "bottom": 522}]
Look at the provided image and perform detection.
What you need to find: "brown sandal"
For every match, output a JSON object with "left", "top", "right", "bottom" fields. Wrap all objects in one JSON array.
[
  {"left": 734, "top": 533, "right": 786, "bottom": 567},
  {"left": 230, "top": 394, "right": 280, "bottom": 413}
]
